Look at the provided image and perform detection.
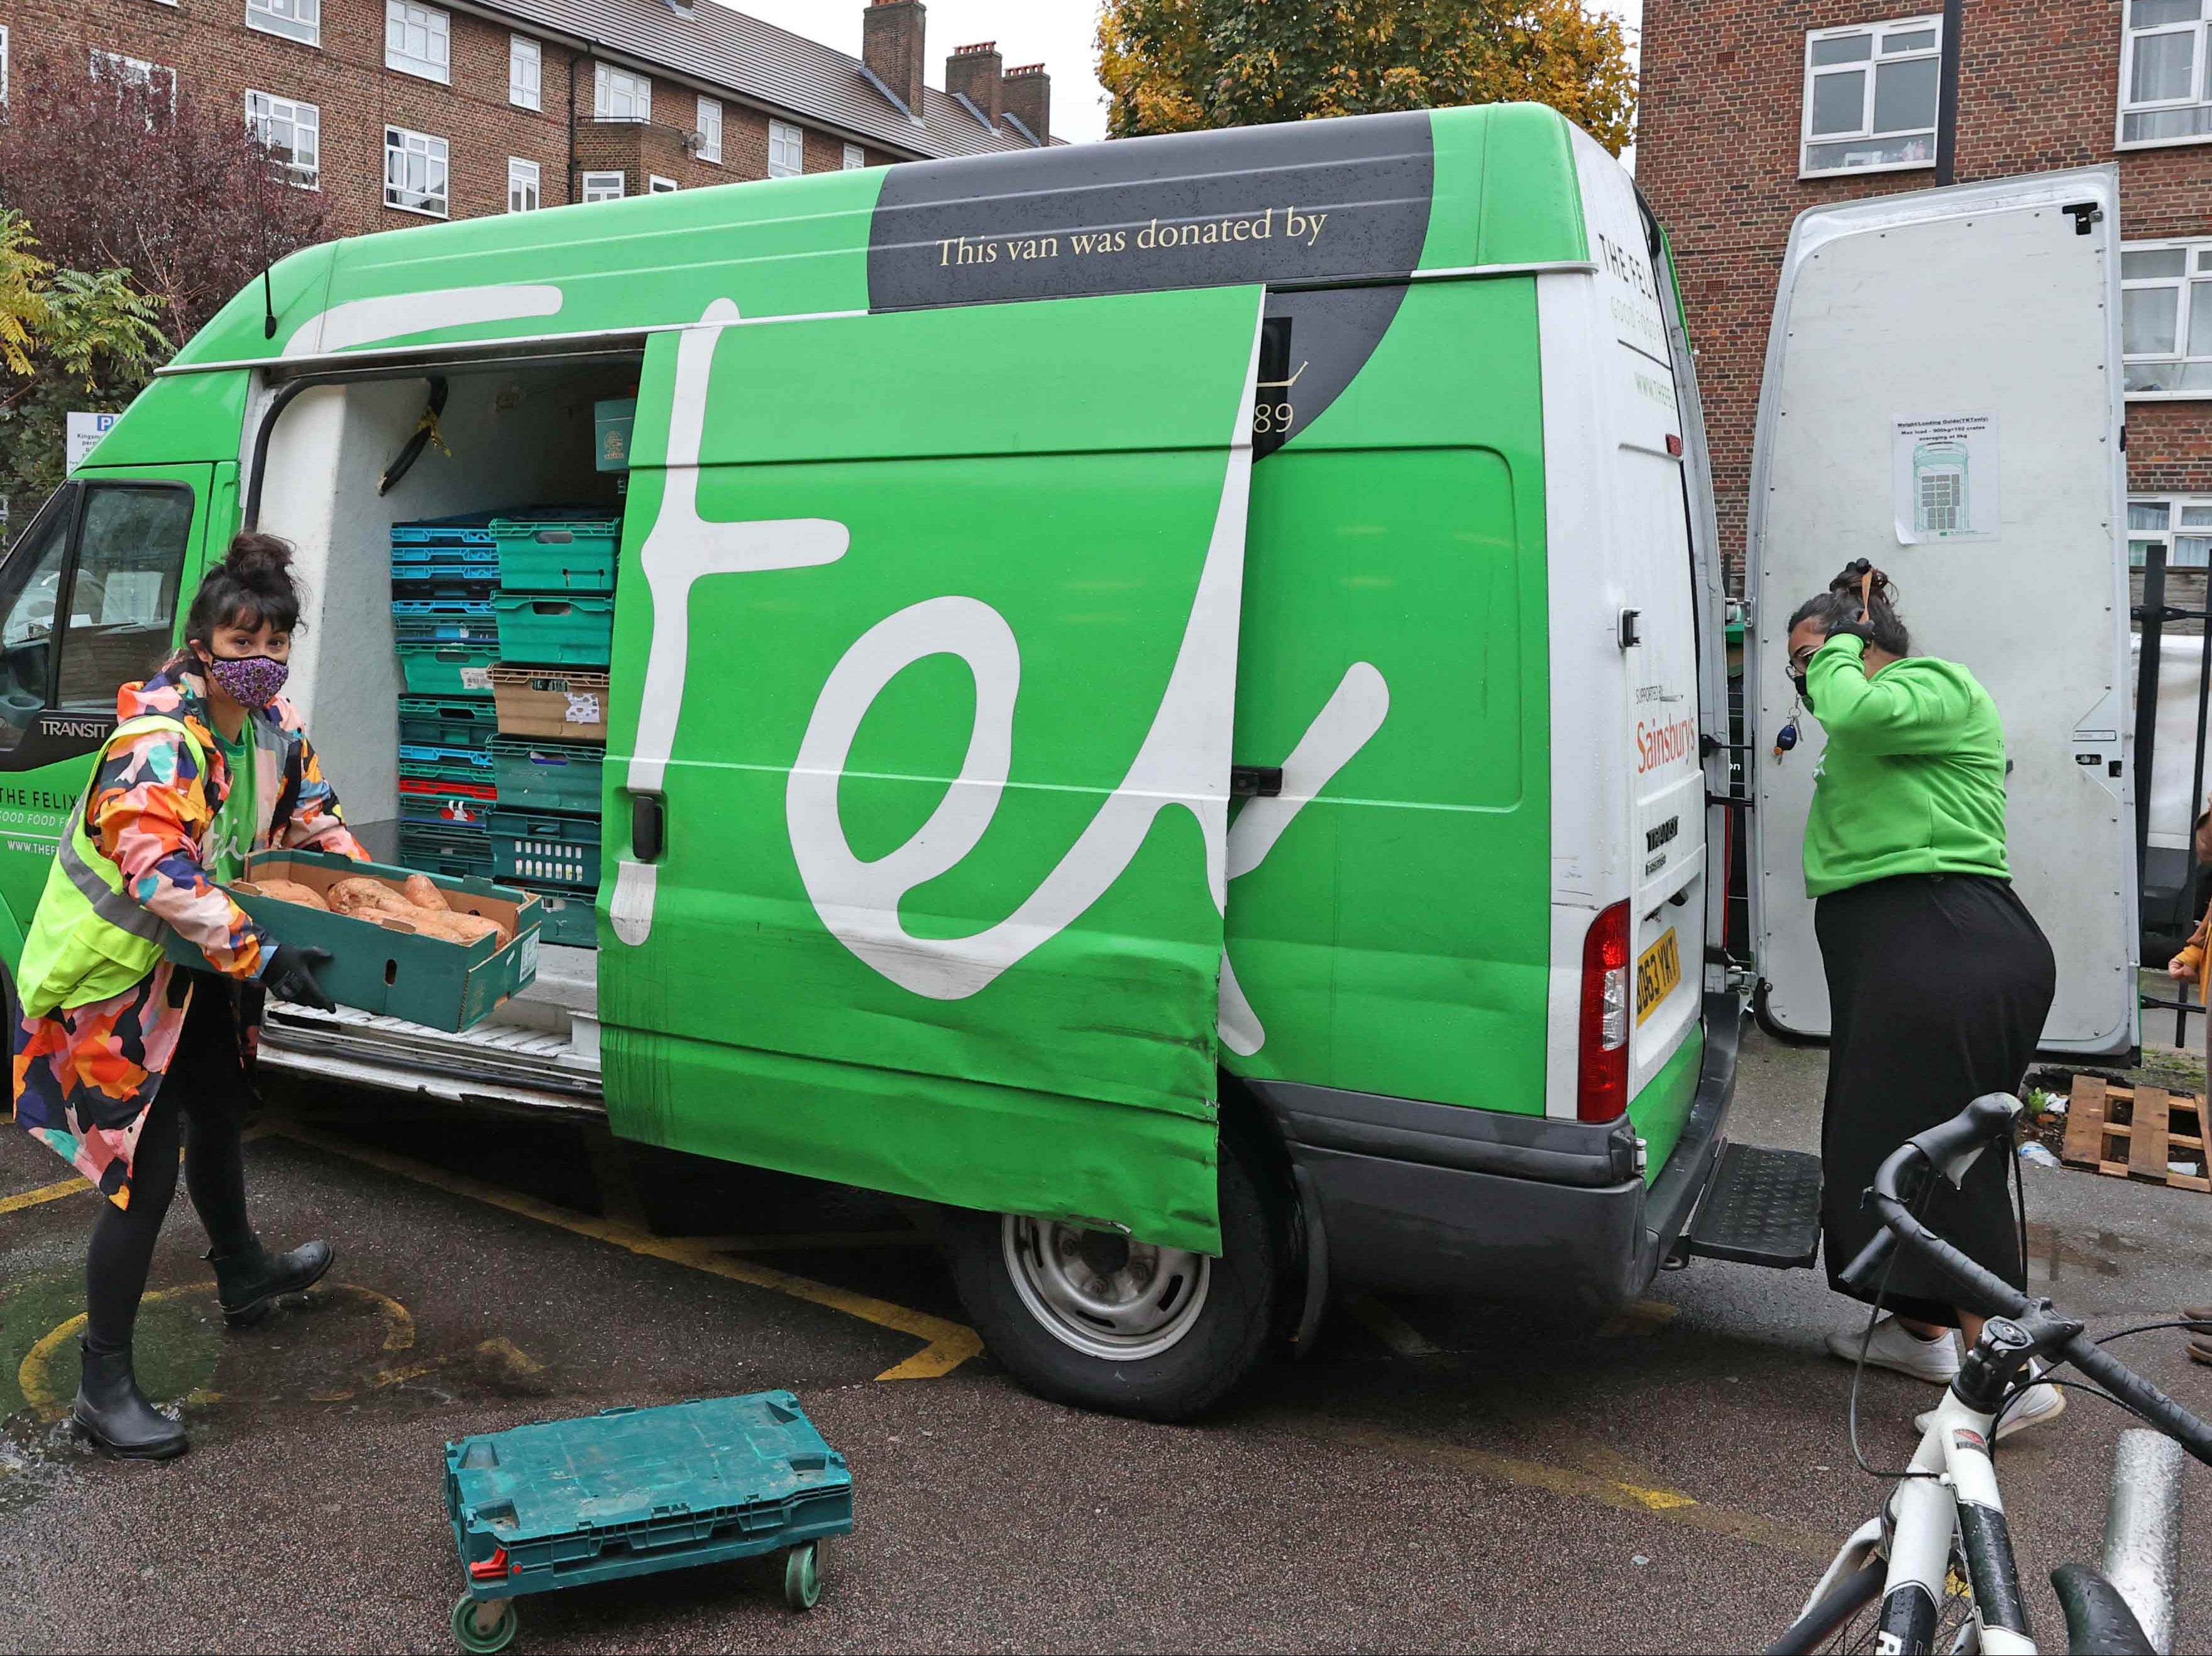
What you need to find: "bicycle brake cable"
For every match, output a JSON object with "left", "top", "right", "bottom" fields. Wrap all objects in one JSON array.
[{"left": 1848, "top": 1173, "right": 1948, "bottom": 1482}]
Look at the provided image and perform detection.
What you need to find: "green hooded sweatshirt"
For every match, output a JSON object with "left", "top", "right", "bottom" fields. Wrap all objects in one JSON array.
[{"left": 1802, "top": 632, "right": 2010, "bottom": 898}]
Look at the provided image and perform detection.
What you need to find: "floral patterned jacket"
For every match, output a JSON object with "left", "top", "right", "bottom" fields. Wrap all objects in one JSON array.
[{"left": 11, "top": 666, "right": 365, "bottom": 1207}]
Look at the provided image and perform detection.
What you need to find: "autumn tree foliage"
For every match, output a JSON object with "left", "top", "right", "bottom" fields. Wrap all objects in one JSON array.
[
  {"left": 0, "top": 47, "right": 332, "bottom": 349},
  {"left": 1097, "top": 0, "right": 1637, "bottom": 155}
]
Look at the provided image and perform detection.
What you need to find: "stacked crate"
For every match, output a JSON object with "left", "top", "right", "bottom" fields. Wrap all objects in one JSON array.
[
  {"left": 392, "top": 513, "right": 503, "bottom": 879},
  {"left": 486, "top": 511, "right": 620, "bottom": 948}
]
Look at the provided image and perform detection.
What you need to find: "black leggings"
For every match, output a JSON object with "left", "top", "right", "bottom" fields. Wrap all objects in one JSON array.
[{"left": 84, "top": 981, "right": 255, "bottom": 1354}]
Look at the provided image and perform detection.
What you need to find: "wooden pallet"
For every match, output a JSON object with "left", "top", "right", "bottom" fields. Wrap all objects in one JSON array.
[{"left": 2061, "top": 1078, "right": 2212, "bottom": 1191}]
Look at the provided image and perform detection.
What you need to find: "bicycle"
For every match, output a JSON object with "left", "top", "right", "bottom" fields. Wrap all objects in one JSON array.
[{"left": 1768, "top": 1093, "right": 2208, "bottom": 1655}]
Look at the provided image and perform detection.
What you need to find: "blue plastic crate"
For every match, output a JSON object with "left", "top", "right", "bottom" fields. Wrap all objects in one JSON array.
[
  {"left": 392, "top": 511, "right": 505, "bottom": 548},
  {"left": 446, "top": 1393, "right": 852, "bottom": 1609}
]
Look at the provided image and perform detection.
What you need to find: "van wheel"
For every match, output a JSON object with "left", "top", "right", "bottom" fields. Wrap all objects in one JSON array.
[{"left": 945, "top": 1129, "right": 1284, "bottom": 1422}]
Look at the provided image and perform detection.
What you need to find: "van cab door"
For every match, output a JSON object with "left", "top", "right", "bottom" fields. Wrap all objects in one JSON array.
[
  {"left": 597, "top": 287, "right": 1266, "bottom": 1255},
  {"left": 1747, "top": 167, "right": 2133, "bottom": 1054},
  {"left": 0, "top": 465, "right": 217, "bottom": 950}
]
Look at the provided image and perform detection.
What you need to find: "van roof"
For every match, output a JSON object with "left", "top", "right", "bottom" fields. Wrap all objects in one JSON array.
[{"left": 174, "top": 103, "right": 1600, "bottom": 376}]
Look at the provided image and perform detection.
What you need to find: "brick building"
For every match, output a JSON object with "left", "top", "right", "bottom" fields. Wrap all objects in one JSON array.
[
  {"left": 1, "top": 0, "right": 1056, "bottom": 231},
  {"left": 1639, "top": 3, "right": 2212, "bottom": 597}
]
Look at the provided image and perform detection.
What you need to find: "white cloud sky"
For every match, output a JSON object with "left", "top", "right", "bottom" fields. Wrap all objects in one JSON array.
[{"left": 730, "top": 1, "right": 1641, "bottom": 148}]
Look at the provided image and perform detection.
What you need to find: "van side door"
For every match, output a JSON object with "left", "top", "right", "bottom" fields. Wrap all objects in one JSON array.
[
  {"left": 0, "top": 465, "right": 216, "bottom": 947},
  {"left": 598, "top": 288, "right": 1266, "bottom": 1256}
]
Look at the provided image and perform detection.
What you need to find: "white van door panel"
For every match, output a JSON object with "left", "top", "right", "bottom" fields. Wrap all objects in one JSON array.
[{"left": 1747, "top": 167, "right": 2135, "bottom": 1054}]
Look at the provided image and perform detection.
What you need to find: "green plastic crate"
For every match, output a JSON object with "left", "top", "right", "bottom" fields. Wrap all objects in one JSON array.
[
  {"left": 165, "top": 849, "right": 539, "bottom": 1032},
  {"left": 490, "top": 518, "right": 620, "bottom": 593},
  {"left": 517, "top": 883, "right": 597, "bottom": 947},
  {"left": 490, "top": 809, "right": 600, "bottom": 888},
  {"left": 400, "top": 747, "right": 497, "bottom": 787},
  {"left": 488, "top": 738, "right": 602, "bottom": 814},
  {"left": 399, "top": 643, "right": 499, "bottom": 694},
  {"left": 399, "top": 696, "right": 498, "bottom": 751},
  {"left": 493, "top": 593, "right": 614, "bottom": 666},
  {"left": 399, "top": 822, "right": 493, "bottom": 881}
]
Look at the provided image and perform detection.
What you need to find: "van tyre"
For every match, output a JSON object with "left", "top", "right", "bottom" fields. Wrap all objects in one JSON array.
[{"left": 945, "top": 1129, "right": 1284, "bottom": 1422}]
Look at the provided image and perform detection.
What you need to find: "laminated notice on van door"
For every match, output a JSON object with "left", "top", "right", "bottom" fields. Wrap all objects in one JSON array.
[{"left": 1893, "top": 412, "right": 1999, "bottom": 544}]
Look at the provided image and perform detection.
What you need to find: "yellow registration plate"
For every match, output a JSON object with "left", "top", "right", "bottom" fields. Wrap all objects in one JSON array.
[{"left": 1636, "top": 929, "right": 1681, "bottom": 1026}]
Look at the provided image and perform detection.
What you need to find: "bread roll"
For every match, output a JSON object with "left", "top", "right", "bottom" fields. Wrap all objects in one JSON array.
[
  {"left": 403, "top": 875, "right": 450, "bottom": 912},
  {"left": 247, "top": 880, "right": 329, "bottom": 911}
]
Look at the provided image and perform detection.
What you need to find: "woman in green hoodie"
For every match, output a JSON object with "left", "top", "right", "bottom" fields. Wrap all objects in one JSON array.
[{"left": 1786, "top": 561, "right": 2060, "bottom": 1438}]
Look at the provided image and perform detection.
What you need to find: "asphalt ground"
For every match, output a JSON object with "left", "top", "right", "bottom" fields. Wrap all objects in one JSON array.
[{"left": 3, "top": 1030, "right": 2211, "bottom": 1653}]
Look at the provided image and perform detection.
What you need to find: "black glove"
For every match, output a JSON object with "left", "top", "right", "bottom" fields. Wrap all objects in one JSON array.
[
  {"left": 1829, "top": 616, "right": 1876, "bottom": 643},
  {"left": 263, "top": 943, "right": 336, "bottom": 1013}
]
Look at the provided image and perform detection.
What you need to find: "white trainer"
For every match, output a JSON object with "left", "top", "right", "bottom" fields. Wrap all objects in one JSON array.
[
  {"left": 1917, "top": 1381, "right": 2067, "bottom": 1443},
  {"left": 1826, "top": 1316, "right": 1962, "bottom": 1384}
]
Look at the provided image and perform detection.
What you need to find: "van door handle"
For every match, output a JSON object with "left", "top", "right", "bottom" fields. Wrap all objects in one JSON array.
[{"left": 632, "top": 793, "right": 665, "bottom": 863}]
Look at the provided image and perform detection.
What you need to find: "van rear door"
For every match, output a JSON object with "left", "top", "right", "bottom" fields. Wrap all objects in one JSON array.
[
  {"left": 597, "top": 287, "right": 1266, "bottom": 1256},
  {"left": 1747, "top": 167, "right": 2134, "bottom": 1055}
]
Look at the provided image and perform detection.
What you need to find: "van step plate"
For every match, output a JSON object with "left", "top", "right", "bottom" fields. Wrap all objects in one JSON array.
[{"left": 1685, "top": 1143, "right": 1822, "bottom": 1269}]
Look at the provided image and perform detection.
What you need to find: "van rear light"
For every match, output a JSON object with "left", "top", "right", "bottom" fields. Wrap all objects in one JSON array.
[{"left": 1578, "top": 902, "right": 1632, "bottom": 1123}]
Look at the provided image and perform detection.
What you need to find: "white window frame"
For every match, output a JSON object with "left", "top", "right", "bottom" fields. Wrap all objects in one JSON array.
[
  {"left": 89, "top": 50, "right": 177, "bottom": 116},
  {"left": 1799, "top": 16, "right": 1944, "bottom": 179},
  {"left": 2123, "top": 236, "right": 2212, "bottom": 399},
  {"left": 2129, "top": 495, "right": 2212, "bottom": 568},
  {"left": 245, "top": 90, "right": 319, "bottom": 190},
  {"left": 2120, "top": 1, "right": 2212, "bottom": 150},
  {"left": 593, "top": 63, "right": 651, "bottom": 123},
  {"left": 383, "top": 124, "right": 449, "bottom": 218},
  {"left": 648, "top": 175, "right": 678, "bottom": 194},
  {"left": 580, "top": 170, "right": 625, "bottom": 203},
  {"left": 768, "top": 118, "right": 803, "bottom": 178},
  {"left": 385, "top": 1, "right": 451, "bottom": 86},
  {"left": 695, "top": 96, "right": 723, "bottom": 163},
  {"left": 246, "top": 0, "right": 321, "bottom": 48},
  {"left": 509, "top": 36, "right": 541, "bottom": 111},
  {"left": 1, "top": 26, "right": 13, "bottom": 106},
  {"left": 507, "top": 157, "right": 540, "bottom": 213},
  {"left": 843, "top": 142, "right": 866, "bottom": 170}
]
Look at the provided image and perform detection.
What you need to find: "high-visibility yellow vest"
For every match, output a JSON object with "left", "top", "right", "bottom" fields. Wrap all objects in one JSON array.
[{"left": 17, "top": 714, "right": 209, "bottom": 1017}]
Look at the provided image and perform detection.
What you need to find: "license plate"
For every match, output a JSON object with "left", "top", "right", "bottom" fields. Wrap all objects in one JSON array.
[{"left": 1636, "top": 929, "right": 1681, "bottom": 1026}]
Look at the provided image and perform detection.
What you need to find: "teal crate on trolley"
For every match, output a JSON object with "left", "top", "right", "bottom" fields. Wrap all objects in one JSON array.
[
  {"left": 399, "top": 644, "right": 500, "bottom": 695},
  {"left": 515, "top": 883, "right": 596, "bottom": 947},
  {"left": 400, "top": 822, "right": 495, "bottom": 881},
  {"left": 492, "top": 593, "right": 615, "bottom": 667},
  {"left": 401, "top": 745, "right": 498, "bottom": 787},
  {"left": 444, "top": 1391, "right": 853, "bottom": 1648},
  {"left": 400, "top": 697, "right": 500, "bottom": 752},
  {"left": 489, "top": 512, "right": 622, "bottom": 595},
  {"left": 487, "top": 738, "right": 602, "bottom": 814},
  {"left": 489, "top": 809, "right": 600, "bottom": 888}
]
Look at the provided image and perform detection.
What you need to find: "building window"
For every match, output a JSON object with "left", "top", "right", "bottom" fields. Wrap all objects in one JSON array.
[
  {"left": 649, "top": 175, "right": 678, "bottom": 194},
  {"left": 594, "top": 64, "right": 651, "bottom": 123},
  {"left": 245, "top": 91, "right": 319, "bottom": 189},
  {"left": 246, "top": 0, "right": 320, "bottom": 48},
  {"left": 581, "top": 170, "right": 625, "bottom": 203},
  {"left": 843, "top": 142, "right": 866, "bottom": 170},
  {"left": 2123, "top": 239, "right": 2212, "bottom": 395},
  {"left": 2130, "top": 497, "right": 2212, "bottom": 567},
  {"left": 2121, "top": 0, "right": 2212, "bottom": 146},
  {"left": 2, "top": 26, "right": 13, "bottom": 105},
  {"left": 385, "top": 1, "right": 449, "bottom": 85},
  {"left": 695, "top": 96, "right": 722, "bottom": 163},
  {"left": 384, "top": 124, "right": 448, "bottom": 218},
  {"left": 509, "top": 36, "right": 541, "bottom": 111},
  {"left": 768, "top": 119, "right": 803, "bottom": 178},
  {"left": 89, "top": 50, "right": 177, "bottom": 120},
  {"left": 507, "top": 157, "right": 540, "bottom": 213},
  {"left": 1800, "top": 16, "right": 1942, "bottom": 176}
]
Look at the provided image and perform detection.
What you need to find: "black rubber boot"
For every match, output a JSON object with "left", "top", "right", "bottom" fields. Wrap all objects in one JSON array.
[
  {"left": 71, "top": 1340, "right": 188, "bottom": 1460},
  {"left": 207, "top": 1237, "right": 334, "bottom": 1328}
]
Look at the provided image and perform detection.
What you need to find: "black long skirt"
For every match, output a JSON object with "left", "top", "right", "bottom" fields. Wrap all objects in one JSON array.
[{"left": 1815, "top": 873, "right": 2055, "bottom": 1326}]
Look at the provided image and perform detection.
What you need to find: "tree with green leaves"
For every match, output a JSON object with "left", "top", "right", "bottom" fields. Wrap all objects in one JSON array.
[{"left": 1097, "top": 0, "right": 1636, "bottom": 155}]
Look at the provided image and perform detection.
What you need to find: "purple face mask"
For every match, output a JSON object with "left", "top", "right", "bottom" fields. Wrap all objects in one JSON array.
[{"left": 203, "top": 653, "right": 289, "bottom": 710}]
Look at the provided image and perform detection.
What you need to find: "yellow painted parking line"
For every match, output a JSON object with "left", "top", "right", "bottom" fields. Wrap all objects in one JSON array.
[
  {"left": 694, "top": 1230, "right": 933, "bottom": 1254},
  {"left": 1271, "top": 1413, "right": 1838, "bottom": 1560},
  {"left": 0, "top": 1174, "right": 91, "bottom": 1215},
  {"left": 1345, "top": 1294, "right": 1443, "bottom": 1359},
  {"left": 1597, "top": 1299, "right": 1681, "bottom": 1339},
  {"left": 261, "top": 1118, "right": 983, "bottom": 1381}
]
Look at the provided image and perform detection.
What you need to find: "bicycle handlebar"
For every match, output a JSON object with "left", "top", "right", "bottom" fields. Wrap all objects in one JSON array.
[{"left": 1863, "top": 1104, "right": 2212, "bottom": 1469}]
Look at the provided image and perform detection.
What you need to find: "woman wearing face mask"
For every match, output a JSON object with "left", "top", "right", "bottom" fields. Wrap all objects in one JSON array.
[
  {"left": 1786, "top": 560, "right": 2060, "bottom": 1439},
  {"left": 11, "top": 533, "right": 365, "bottom": 1460}
]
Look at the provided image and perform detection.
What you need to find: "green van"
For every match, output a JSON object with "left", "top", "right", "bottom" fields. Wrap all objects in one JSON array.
[{"left": 0, "top": 104, "right": 1781, "bottom": 1418}]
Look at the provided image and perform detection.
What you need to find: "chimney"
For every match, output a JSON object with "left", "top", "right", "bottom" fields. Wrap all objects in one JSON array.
[
  {"left": 945, "top": 41, "right": 1003, "bottom": 126},
  {"left": 1002, "top": 63, "right": 1050, "bottom": 146},
  {"left": 862, "top": 0, "right": 925, "bottom": 118}
]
